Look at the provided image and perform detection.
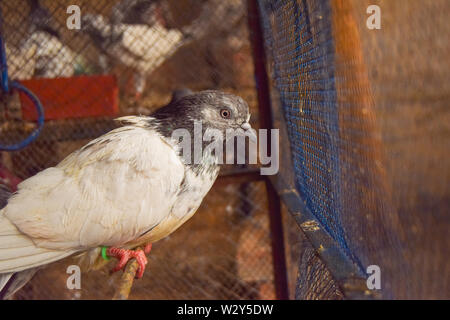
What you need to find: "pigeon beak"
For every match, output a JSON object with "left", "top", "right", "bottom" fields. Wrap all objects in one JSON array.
[
  {"left": 241, "top": 122, "right": 257, "bottom": 142},
  {"left": 241, "top": 122, "right": 251, "bottom": 130}
]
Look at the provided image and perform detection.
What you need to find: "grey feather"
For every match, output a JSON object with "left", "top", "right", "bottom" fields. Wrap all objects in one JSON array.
[
  {"left": 0, "top": 182, "right": 35, "bottom": 300},
  {"left": 0, "top": 269, "right": 38, "bottom": 300},
  {"left": 0, "top": 182, "right": 11, "bottom": 210}
]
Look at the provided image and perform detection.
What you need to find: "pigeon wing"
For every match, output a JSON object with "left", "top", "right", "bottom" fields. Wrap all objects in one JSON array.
[{"left": 2, "top": 120, "right": 185, "bottom": 255}]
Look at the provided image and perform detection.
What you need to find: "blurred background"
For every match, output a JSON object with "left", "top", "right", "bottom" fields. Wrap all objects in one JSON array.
[{"left": 0, "top": 0, "right": 448, "bottom": 299}]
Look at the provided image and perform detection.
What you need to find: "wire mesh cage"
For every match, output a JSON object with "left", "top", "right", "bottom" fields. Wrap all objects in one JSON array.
[
  {"left": 0, "top": 0, "right": 298, "bottom": 300},
  {"left": 13, "top": 181, "right": 283, "bottom": 300},
  {"left": 259, "top": 0, "right": 449, "bottom": 299},
  {"left": 0, "top": 0, "right": 448, "bottom": 301},
  {"left": 0, "top": 0, "right": 256, "bottom": 177}
]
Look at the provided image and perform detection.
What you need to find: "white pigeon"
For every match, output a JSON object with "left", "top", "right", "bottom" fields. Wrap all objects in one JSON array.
[
  {"left": 81, "top": 13, "right": 185, "bottom": 98},
  {"left": 0, "top": 90, "right": 253, "bottom": 298},
  {"left": 6, "top": 31, "right": 75, "bottom": 81},
  {"left": 5, "top": 0, "right": 76, "bottom": 80},
  {"left": 20, "top": 31, "right": 76, "bottom": 79}
]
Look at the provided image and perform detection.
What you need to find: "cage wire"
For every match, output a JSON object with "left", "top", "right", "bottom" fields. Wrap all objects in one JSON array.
[
  {"left": 0, "top": 0, "right": 299, "bottom": 300},
  {"left": 259, "top": 0, "right": 449, "bottom": 299},
  {"left": 0, "top": 0, "right": 448, "bottom": 301}
]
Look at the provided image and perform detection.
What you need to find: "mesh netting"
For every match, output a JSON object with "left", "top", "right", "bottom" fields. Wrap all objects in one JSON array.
[
  {"left": 12, "top": 181, "right": 283, "bottom": 300},
  {"left": 0, "top": 0, "right": 296, "bottom": 299},
  {"left": 260, "top": 0, "right": 356, "bottom": 266},
  {"left": 1, "top": 0, "right": 448, "bottom": 300},
  {"left": 295, "top": 233, "right": 343, "bottom": 300},
  {"left": 260, "top": 0, "right": 449, "bottom": 299}
]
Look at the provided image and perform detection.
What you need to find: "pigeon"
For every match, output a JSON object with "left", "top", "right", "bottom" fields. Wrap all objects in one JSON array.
[
  {"left": 81, "top": 0, "right": 208, "bottom": 99},
  {"left": 21, "top": 31, "right": 76, "bottom": 78},
  {"left": 0, "top": 90, "right": 253, "bottom": 298},
  {"left": 26, "top": 0, "right": 75, "bottom": 78},
  {"left": 81, "top": 11, "right": 186, "bottom": 99},
  {"left": 6, "top": 0, "right": 75, "bottom": 80}
]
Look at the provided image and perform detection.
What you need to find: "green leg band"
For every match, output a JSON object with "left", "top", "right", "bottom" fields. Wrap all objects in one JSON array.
[{"left": 101, "top": 246, "right": 110, "bottom": 261}]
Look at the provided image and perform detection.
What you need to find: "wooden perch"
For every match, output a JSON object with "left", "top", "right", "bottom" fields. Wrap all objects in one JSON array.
[{"left": 112, "top": 246, "right": 142, "bottom": 300}]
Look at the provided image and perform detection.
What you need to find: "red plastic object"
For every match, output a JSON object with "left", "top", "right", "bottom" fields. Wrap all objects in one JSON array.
[{"left": 19, "top": 75, "right": 119, "bottom": 121}]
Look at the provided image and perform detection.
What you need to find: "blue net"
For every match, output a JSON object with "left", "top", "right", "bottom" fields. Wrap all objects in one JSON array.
[
  {"left": 259, "top": 0, "right": 449, "bottom": 299},
  {"left": 259, "top": 0, "right": 363, "bottom": 272}
]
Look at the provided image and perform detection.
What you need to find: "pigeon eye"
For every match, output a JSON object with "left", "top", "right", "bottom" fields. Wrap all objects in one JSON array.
[{"left": 220, "top": 109, "right": 231, "bottom": 119}]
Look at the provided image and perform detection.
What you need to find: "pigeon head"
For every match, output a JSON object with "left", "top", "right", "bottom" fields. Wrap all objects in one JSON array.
[
  {"left": 189, "top": 90, "right": 251, "bottom": 132},
  {"left": 151, "top": 90, "right": 252, "bottom": 171},
  {"left": 152, "top": 90, "right": 252, "bottom": 137}
]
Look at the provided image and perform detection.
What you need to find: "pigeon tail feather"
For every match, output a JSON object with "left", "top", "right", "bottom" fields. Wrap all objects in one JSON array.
[
  {"left": 0, "top": 269, "right": 39, "bottom": 300},
  {"left": 0, "top": 273, "right": 13, "bottom": 295},
  {"left": 0, "top": 211, "right": 76, "bottom": 274}
]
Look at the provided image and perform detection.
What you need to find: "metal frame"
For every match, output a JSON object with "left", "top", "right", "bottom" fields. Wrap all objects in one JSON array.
[
  {"left": 247, "top": 0, "right": 379, "bottom": 300},
  {"left": 247, "top": 0, "right": 289, "bottom": 300}
]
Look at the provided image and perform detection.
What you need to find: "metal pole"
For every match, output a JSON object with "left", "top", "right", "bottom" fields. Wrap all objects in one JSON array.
[{"left": 247, "top": 0, "right": 289, "bottom": 300}]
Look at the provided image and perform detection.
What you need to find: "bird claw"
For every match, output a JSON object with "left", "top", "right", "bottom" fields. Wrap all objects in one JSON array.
[{"left": 106, "top": 244, "right": 152, "bottom": 279}]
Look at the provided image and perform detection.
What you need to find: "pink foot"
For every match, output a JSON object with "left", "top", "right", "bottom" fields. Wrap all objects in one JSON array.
[{"left": 106, "top": 245, "right": 152, "bottom": 279}]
